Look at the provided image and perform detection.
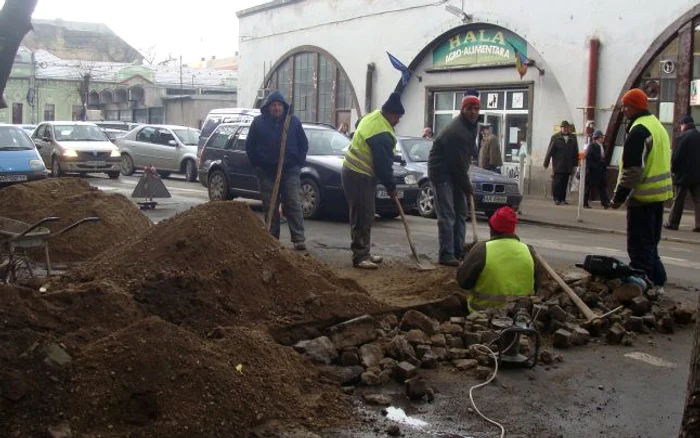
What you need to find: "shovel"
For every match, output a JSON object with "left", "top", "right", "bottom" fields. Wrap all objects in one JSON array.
[
  {"left": 463, "top": 193, "right": 479, "bottom": 254},
  {"left": 393, "top": 196, "right": 435, "bottom": 271}
]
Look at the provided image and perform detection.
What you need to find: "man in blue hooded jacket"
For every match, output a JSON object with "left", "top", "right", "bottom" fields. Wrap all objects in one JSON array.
[{"left": 246, "top": 91, "right": 309, "bottom": 250}]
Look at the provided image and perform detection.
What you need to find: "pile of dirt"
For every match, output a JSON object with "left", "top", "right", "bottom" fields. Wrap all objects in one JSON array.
[
  {"left": 0, "top": 178, "right": 152, "bottom": 262},
  {"left": 59, "top": 201, "right": 389, "bottom": 332}
]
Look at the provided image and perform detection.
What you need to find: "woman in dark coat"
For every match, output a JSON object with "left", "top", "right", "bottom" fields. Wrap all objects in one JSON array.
[{"left": 584, "top": 130, "right": 610, "bottom": 209}]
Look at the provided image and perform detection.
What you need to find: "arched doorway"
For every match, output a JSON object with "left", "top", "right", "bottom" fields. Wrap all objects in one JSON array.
[{"left": 260, "top": 46, "right": 361, "bottom": 129}]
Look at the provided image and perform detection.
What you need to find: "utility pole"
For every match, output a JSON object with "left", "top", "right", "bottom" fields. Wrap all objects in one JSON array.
[{"left": 179, "top": 55, "right": 185, "bottom": 125}]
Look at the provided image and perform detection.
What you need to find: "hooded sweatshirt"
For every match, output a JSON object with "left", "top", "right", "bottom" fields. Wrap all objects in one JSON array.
[{"left": 245, "top": 92, "right": 309, "bottom": 170}]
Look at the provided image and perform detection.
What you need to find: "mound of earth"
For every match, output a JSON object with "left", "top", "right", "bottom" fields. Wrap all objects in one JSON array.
[
  {"left": 0, "top": 178, "right": 151, "bottom": 262},
  {"left": 59, "top": 201, "right": 389, "bottom": 332}
]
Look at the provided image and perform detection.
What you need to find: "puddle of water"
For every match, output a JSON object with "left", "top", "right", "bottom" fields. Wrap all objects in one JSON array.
[
  {"left": 624, "top": 352, "right": 677, "bottom": 368},
  {"left": 385, "top": 406, "right": 429, "bottom": 428}
]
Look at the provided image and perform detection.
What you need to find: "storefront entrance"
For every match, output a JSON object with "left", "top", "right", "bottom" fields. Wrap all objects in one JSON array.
[{"left": 431, "top": 87, "right": 530, "bottom": 180}]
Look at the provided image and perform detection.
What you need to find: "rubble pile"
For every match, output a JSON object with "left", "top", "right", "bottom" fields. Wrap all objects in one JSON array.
[
  {"left": 0, "top": 201, "right": 393, "bottom": 437},
  {"left": 0, "top": 178, "right": 152, "bottom": 262}
]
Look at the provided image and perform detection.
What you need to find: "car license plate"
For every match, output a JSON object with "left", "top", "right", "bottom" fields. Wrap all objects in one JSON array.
[
  {"left": 0, "top": 174, "right": 28, "bottom": 182},
  {"left": 483, "top": 195, "right": 508, "bottom": 203},
  {"left": 377, "top": 190, "right": 404, "bottom": 199},
  {"left": 84, "top": 161, "right": 106, "bottom": 167}
]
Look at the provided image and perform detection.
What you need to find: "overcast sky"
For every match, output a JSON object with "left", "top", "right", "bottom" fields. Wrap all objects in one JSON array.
[{"left": 2, "top": 0, "right": 268, "bottom": 62}]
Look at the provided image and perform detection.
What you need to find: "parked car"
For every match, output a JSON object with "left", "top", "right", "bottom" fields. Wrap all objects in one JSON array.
[
  {"left": 94, "top": 121, "right": 139, "bottom": 132},
  {"left": 198, "top": 108, "right": 260, "bottom": 154},
  {"left": 198, "top": 122, "right": 419, "bottom": 219},
  {"left": 116, "top": 124, "right": 201, "bottom": 181},
  {"left": 102, "top": 128, "right": 126, "bottom": 143},
  {"left": 396, "top": 136, "right": 522, "bottom": 218},
  {"left": 18, "top": 124, "right": 37, "bottom": 136},
  {"left": 0, "top": 124, "right": 48, "bottom": 185},
  {"left": 31, "top": 121, "right": 121, "bottom": 179}
]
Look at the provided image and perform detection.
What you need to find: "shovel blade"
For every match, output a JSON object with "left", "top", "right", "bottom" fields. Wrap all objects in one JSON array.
[{"left": 410, "top": 253, "right": 436, "bottom": 271}]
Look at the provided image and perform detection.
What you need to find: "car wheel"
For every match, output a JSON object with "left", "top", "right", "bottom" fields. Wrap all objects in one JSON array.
[
  {"left": 208, "top": 170, "right": 231, "bottom": 201},
  {"left": 418, "top": 182, "right": 436, "bottom": 218},
  {"left": 121, "top": 154, "right": 135, "bottom": 176},
  {"left": 157, "top": 171, "right": 171, "bottom": 179},
  {"left": 107, "top": 172, "right": 120, "bottom": 179},
  {"left": 300, "top": 178, "right": 322, "bottom": 219},
  {"left": 51, "top": 157, "right": 63, "bottom": 177},
  {"left": 184, "top": 159, "right": 198, "bottom": 182}
]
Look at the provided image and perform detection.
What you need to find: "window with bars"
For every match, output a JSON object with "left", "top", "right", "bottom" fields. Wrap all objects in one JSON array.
[
  {"left": 318, "top": 55, "right": 333, "bottom": 124},
  {"left": 43, "top": 104, "right": 55, "bottom": 122},
  {"left": 293, "top": 52, "right": 314, "bottom": 122}
]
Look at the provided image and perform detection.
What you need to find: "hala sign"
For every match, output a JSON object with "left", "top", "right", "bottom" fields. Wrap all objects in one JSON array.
[{"left": 432, "top": 26, "right": 528, "bottom": 69}]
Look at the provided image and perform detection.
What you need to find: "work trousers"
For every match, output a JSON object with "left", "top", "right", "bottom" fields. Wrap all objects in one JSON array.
[
  {"left": 552, "top": 173, "right": 571, "bottom": 203},
  {"left": 255, "top": 166, "right": 305, "bottom": 243},
  {"left": 667, "top": 184, "right": 700, "bottom": 229},
  {"left": 342, "top": 166, "right": 376, "bottom": 265},
  {"left": 584, "top": 174, "right": 610, "bottom": 207},
  {"left": 627, "top": 202, "right": 667, "bottom": 286},
  {"left": 432, "top": 180, "right": 467, "bottom": 262}
]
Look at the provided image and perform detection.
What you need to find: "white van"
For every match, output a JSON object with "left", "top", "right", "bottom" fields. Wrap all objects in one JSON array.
[{"left": 198, "top": 108, "right": 260, "bottom": 152}]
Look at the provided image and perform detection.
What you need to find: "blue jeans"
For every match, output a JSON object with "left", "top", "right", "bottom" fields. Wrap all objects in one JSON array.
[
  {"left": 627, "top": 202, "right": 666, "bottom": 286},
  {"left": 255, "top": 166, "right": 305, "bottom": 243},
  {"left": 432, "top": 180, "right": 467, "bottom": 262}
]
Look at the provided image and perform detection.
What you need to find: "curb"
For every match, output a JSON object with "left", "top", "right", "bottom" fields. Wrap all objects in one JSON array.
[{"left": 518, "top": 217, "right": 700, "bottom": 246}]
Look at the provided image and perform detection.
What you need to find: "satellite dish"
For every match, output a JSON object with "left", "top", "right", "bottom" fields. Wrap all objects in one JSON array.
[{"left": 445, "top": 0, "right": 472, "bottom": 23}]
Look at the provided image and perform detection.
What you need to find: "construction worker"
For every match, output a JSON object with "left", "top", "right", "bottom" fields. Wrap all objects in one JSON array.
[
  {"left": 342, "top": 92, "right": 404, "bottom": 269},
  {"left": 457, "top": 206, "right": 540, "bottom": 312},
  {"left": 611, "top": 88, "right": 674, "bottom": 291}
]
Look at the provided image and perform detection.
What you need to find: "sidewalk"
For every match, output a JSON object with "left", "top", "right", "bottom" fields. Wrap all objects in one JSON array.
[{"left": 518, "top": 196, "right": 700, "bottom": 246}]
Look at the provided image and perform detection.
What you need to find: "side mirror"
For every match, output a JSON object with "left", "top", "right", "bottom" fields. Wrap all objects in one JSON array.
[{"left": 168, "top": 139, "right": 177, "bottom": 146}]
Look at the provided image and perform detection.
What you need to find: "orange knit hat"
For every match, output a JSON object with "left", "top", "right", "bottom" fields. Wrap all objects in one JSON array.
[{"left": 621, "top": 88, "right": 648, "bottom": 110}]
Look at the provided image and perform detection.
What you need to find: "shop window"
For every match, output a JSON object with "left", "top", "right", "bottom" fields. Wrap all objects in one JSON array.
[
  {"left": 266, "top": 48, "right": 358, "bottom": 127},
  {"left": 434, "top": 92, "right": 454, "bottom": 111},
  {"left": 44, "top": 104, "right": 55, "bottom": 121}
]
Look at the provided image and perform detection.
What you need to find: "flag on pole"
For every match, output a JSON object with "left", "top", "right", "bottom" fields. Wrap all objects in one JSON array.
[
  {"left": 386, "top": 52, "right": 412, "bottom": 86},
  {"left": 508, "top": 42, "right": 529, "bottom": 79}
]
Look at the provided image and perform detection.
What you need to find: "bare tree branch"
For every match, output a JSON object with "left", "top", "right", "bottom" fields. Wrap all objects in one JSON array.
[{"left": 0, "top": 0, "right": 38, "bottom": 109}]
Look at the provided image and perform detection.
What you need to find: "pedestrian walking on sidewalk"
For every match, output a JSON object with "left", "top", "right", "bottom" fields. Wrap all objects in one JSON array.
[
  {"left": 583, "top": 130, "right": 610, "bottom": 209},
  {"left": 478, "top": 124, "right": 503, "bottom": 173},
  {"left": 245, "top": 91, "right": 309, "bottom": 250},
  {"left": 342, "top": 92, "right": 404, "bottom": 269},
  {"left": 544, "top": 121, "right": 579, "bottom": 205},
  {"left": 457, "top": 206, "right": 540, "bottom": 311},
  {"left": 611, "top": 88, "right": 674, "bottom": 290},
  {"left": 428, "top": 89, "right": 479, "bottom": 266},
  {"left": 664, "top": 115, "right": 700, "bottom": 232}
]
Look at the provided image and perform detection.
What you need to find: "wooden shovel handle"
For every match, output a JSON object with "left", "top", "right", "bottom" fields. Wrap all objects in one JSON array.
[
  {"left": 536, "top": 253, "right": 597, "bottom": 321},
  {"left": 266, "top": 107, "right": 294, "bottom": 232}
]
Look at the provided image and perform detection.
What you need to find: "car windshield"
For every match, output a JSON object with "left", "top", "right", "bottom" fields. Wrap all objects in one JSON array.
[
  {"left": 54, "top": 125, "right": 109, "bottom": 142},
  {"left": 173, "top": 129, "right": 200, "bottom": 146},
  {"left": 0, "top": 126, "right": 35, "bottom": 151},
  {"left": 306, "top": 129, "right": 351, "bottom": 155},
  {"left": 400, "top": 138, "right": 432, "bottom": 162}
]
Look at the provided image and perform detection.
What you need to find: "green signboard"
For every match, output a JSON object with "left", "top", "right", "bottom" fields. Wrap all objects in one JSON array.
[{"left": 432, "top": 26, "right": 527, "bottom": 69}]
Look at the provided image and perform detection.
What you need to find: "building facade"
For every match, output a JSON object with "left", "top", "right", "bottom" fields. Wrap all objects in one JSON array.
[{"left": 237, "top": 0, "right": 700, "bottom": 194}]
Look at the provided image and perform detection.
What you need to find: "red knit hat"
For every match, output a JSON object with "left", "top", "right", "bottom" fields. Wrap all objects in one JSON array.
[
  {"left": 621, "top": 88, "right": 648, "bottom": 110},
  {"left": 461, "top": 89, "right": 481, "bottom": 110},
  {"left": 489, "top": 206, "right": 517, "bottom": 234}
]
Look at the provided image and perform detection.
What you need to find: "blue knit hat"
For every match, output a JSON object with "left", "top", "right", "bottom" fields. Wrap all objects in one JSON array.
[{"left": 381, "top": 92, "right": 405, "bottom": 115}]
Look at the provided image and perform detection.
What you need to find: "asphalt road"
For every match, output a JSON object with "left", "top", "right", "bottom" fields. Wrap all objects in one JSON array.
[{"left": 88, "top": 172, "right": 699, "bottom": 437}]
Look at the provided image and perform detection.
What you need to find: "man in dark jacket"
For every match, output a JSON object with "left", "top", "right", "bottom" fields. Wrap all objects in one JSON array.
[
  {"left": 342, "top": 92, "right": 404, "bottom": 269},
  {"left": 246, "top": 91, "right": 309, "bottom": 250},
  {"left": 665, "top": 115, "right": 700, "bottom": 232},
  {"left": 428, "top": 89, "right": 479, "bottom": 266},
  {"left": 544, "top": 121, "right": 579, "bottom": 205},
  {"left": 583, "top": 130, "right": 610, "bottom": 209}
]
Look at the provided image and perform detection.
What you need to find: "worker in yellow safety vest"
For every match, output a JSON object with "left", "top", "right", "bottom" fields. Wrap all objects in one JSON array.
[
  {"left": 610, "top": 88, "right": 674, "bottom": 292},
  {"left": 342, "top": 92, "right": 404, "bottom": 269},
  {"left": 456, "top": 206, "right": 540, "bottom": 312}
]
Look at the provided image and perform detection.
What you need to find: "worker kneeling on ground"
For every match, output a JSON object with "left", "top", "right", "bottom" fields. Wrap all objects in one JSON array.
[{"left": 457, "top": 206, "right": 540, "bottom": 311}]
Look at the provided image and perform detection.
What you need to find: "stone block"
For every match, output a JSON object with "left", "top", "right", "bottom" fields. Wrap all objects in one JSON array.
[
  {"left": 360, "top": 371, "right": 381, "bottom": 386},
  {"left": 448, "top": 348, "right": 470, "bottom": 360},
  {"left": 532, "top": 304, "right": 549, "bottom": 321},
  {"left": 552, "top": 329, "right": 572, "bottom": 348},
  {"left": 613, "top": 283, "right": 643, "bottom": 303},
  {"left": 453, "top": 359, "right": 478, "bottom": 371},
  {"left": 414, "top": 344, "right": 432, "bottom": 359},
  {"left": 462, "top": 331, "right": 482, "bottom": 347},
  {"left": 475, "top": 366, "right": 492, "bottom": 380},
  {"left": 674, "top": 304, "right": 696, "bottom": 325},
  {"left": 432, "top": 347, "right": 448, "bottom": 361},
  {"left": 449, "top": 317, "right": 466, "bottom": 326},
  {"left": 430, "top": 334, "right": 447, "bottom": 347},
  {"left": 629, "top": 296, "right": 651, "bottom": 317},
  {"left": 445, "top": 334, "right": 464, "bottom": 349},
  {"left": 570, "top": 327, "right": 590, "bottom": 346},
  {"left": 385, "top": 335, "right": 416, "bottom": 361},
  {"left": 339, "top": 348, "right": 360, "bottom": 366},
  {"left": 405, "top": 329, "right": 431, "bottom": 345},
  {"left": 359, "top": 343, "right": 384, "bottom": 369},
  {"left": 363, "top": 393, "right": 391, "bottom": 406},
  {"left": 439, "top": 322, "right": 464, "bottom": 335},
  {"left": 624, "top": 316, "right": 646, "bottom": 333},
  {"left": 420, "top": 352, "right": 438, "bottom": 369},
  {"left": 293, "top": 336, "right": 338, "bottom": 365},
  {"left": 657, "top": 316, "right": 675, "bottom": 334},
  {"left": 380, "top": 357, "right": 398, "bottom": 370},
  {"left": 399, "top": 310, "right": 439, "bottom": 335},
  {"left": 605, "top": 323, "right": 626, "bottom": 344},
  {"left": 329, "top": 315, "right": 377, "bottom": 349},
  {"left": 394, "top": 361, "right": 418, "bottom": 382},
  {"left": 549, "top": 305, "right": 568, "bottom": 322},
  {"left": 318, "top": 365, "right": 364, "bottom": 385},
  {"left": 405, "top": 377, "right": 431, "bottom": 401}
]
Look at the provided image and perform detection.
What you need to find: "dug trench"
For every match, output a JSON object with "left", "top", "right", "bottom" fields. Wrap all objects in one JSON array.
[{"left": 0, "top": 179, "right": 696, "bottom": 437}]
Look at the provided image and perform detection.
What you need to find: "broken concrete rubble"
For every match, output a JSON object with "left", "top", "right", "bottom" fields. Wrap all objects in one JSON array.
[
  {"left": 329, "top": 314, "right": 377, "bottom": 348},
  {"left": 399, "top": 310, "right": 439, "bottom": 335},
  {"left": 293, "top": 336, "right": 338, "bottom": 365},
  {"left": 359, "top": 343, "right": 384, "bottom": 369}
]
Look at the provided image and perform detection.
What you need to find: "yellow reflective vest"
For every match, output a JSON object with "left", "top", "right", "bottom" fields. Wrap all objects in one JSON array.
[
  {"left": 470, "top": 238, "right": 535, "bottom": 312},
  {"left": 343, "top": 110, "right": 396, "bottom": 177},
  {"left": 618, "top": 114, "right": 674, "bottom": 203}
]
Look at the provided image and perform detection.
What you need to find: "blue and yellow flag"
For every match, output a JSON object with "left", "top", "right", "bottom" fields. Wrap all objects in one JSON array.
[{"left": 508, "top": 42, "right": 529, "bottom": 79}]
